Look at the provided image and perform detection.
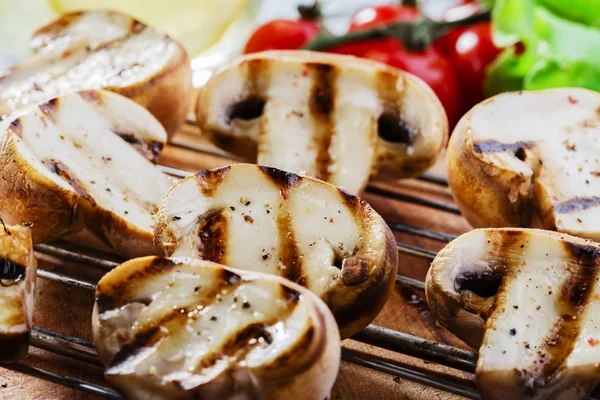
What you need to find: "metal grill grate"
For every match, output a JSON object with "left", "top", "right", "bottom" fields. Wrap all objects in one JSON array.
[{"left": 2, "top": 121, "right": 597, "bottom": 400}]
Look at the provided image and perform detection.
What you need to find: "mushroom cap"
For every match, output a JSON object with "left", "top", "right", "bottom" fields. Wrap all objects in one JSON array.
[
  {"left": 93, "top": 256, "right": 340, "bottom": 400},
  {"left": 426, "top": 228, "right": 600, "bottom": 400},
  {"left": 154, "top": 163, "right": 398, "bottom": 338},
  {"left": 0, "top": 224, "right": 36, "bottom": 363},
  {"left": 0, "top": 10, "right": 192, "bottom": 138},
  {"left": 0, "top": 90, "right": 174, "bottom": 258},
  {"left": 197, "top": 50, "right": 448, "bottom": 194},
  {"left": 447, "top": 88, "right": 600, "bottom": 240}
]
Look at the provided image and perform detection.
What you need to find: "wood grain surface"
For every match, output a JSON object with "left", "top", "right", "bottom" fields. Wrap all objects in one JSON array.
[{"left": 0, "top": 119, "right": 476, "bottom": 399}]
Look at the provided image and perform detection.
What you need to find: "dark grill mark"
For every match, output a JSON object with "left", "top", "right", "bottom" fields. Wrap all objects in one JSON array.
[
  {"left": 473, "top": 140, "right": 536, "bottom": 154},
  {"left": 130, "top": 19, "right": 146, "bottom": 34},
  {"left": 96, "top": 257, "right": 178, "bottom": 309},
  {"left": 308, "top": 64, "right": 335, "bottom": 117},
  {"left": 455, "top": 270, "right": 503, "bottom": 298},
  {"left": 276, "top": 212, "right": 304, "bottom": 286},
  {"left": 342, "top": 257, "right": 369, "bottom": 285},
  {"left": 79, "top": 90, "right": 102, "bottom": 105},
  {"left": 563, "top": 242, "right": 600, "bottom": 307},
  {"left": 281, "top": 284, "right": 301, "bottom": 305},
  {"left": 337, "top": 187, "right": 360, "bottom": 210},
  {"left": 308, "top": 63, "right": 336, "bottom": 182},
  {"left": 148, "top": 257, "right": 177, "bottom": 271},
  {"left": 114, "top": 130, "right": 163, "bottom": 160},
  {"left": 258, "top": 166, "right": 302, "bottom": 189},
  {"left": 221, "top": 268, "right": 242, "bottom": 286},
  {"left": 108, "top": 327, "right": 161, "bottom": 368},
  {"left": 554, "top": 196, "right": 600, "bottom": 213},
  {"left": 377, "top": 111, "right": 416, "bottom": 144},
  {"left": 8, "top": 119, "right": 22, "bottom": 137},
  {"left": 39, "top": 98, "right": 58, "bottom": 118},
  {"left": 227, "top": 96, "right": 265, "bottom": 122},
  {"left": 196, "top": 323, "right": 271, "bottom": 371},
  {"left": 0, "top": 259, "right": 26, "bottom": 287},
  {"left": 46, "top": 159, "right": 97, "bottom": 207},
  {"left": 197, "top": 212, "right": 228, "bottom": 264},
  {"left": 195, "top": 166, "right": 230, "bottom": 197}
]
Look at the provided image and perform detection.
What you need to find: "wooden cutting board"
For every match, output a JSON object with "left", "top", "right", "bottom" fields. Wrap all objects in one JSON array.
[{"left": 0, "top": 119, "right": 476, "bottom": 400}]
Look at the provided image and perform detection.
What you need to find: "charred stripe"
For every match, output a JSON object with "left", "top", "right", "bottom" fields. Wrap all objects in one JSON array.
[
  {"left": 473, "top": 140, "right": 535, "bottom": 154},
  {"left": 258, "top": 166, "right": 302, "bottom": 189},
  {"left": 276, "top": 211, "right": 305, "bottom": 286},
  {"left": 107, "top": 326, "right": 162, "bottom": 369},
  {"left": 195, "top": 166, "right": 230, "bottom": 197},
  {"left": 46, "top": 159, "right": 97, "bottom": 207},
  {"left": 308, "top": 63, "right": 336, "bottom": 182},
  {"left": 196, "top": 212, "right": 228, "bottom": 264},
  {"left": 554, "top": 196, "right": 600, "bottom": 213}
]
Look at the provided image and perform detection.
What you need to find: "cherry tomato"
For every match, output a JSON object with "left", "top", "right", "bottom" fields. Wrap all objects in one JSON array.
[
  {"left": 348, "top": 5, "right": 419, "bottom": 31},
  {"left": 446, "top": 22, "right": 501, "bottom": 113},
  {"left": 330, "top": 5, "right": 461, "bottom": 126},
  {"left": 328, "top": 39, "right": 461, "bottom": 127},
  {"left": 244, "top": 19, "right": 320, "bottom": 54},
  {"left": 434, "top": 1, "right": 483, "bottom": 57}
]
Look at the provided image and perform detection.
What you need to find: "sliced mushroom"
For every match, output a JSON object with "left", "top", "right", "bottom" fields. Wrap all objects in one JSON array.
[
  {"left": 448, "top": 88, "right": 600, "bottom": 240},
  {"left": 154, "top": 163, "right": 398, "bottom": 338},
  {"left": 0, "top": 10, "right": 192, "bottom": 138},
  {"left": 426, "top": 228, "right": 600, "bottom": 400},
  {"left": 0, "top": 224, "right": 37, "bottom": 363},
  {"left": 93, "top": 256, "right": 340, "bottom": 400},
  {"left": 197, "top": 50, "right": 448, "bottom": 194},
  {"left": 0, "top": 90, "right": 174, "bottom": 258}
]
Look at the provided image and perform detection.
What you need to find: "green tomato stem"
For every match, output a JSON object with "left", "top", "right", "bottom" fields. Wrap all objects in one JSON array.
[{"left": 302, "top": 9, "right": 491, "bottom": 52}]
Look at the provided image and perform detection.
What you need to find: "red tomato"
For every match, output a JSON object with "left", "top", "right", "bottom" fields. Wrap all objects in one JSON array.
[
  {"left": 434, "top": 1, "right": 483, "bottom": 57},
  {"left": 328, "top": 39, "right": 461, "bottom": 127},
  {"left": 447, "top": 22, "right": 501, "bottom": 113},
  {"left": 342, "top": 4, "right": 461, "bottom": 126},
  {"left": 348, "top": 5, "right": 419, "bottom": 31},
  {"left": 244, "top": 19, "right": 320, "bottom": 54}
]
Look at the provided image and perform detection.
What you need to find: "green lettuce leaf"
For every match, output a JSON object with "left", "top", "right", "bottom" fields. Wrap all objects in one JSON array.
[{"left": 485, "top": 0, "right": 600, "bottom": 96}]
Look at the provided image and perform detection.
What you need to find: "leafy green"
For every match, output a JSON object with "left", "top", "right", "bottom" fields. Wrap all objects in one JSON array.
[{"left": 485, "top": 0, "right": 600, "bottom": 96}]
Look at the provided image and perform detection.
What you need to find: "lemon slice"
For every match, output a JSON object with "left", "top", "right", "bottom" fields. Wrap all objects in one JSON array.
[{"left": 49, "top": 0, "right": 247, "bottom": 56}]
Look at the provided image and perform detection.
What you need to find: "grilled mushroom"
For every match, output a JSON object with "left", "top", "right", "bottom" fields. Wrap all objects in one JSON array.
[
  {"left": 0, "top": 224, "right": 36, "bottom": 363},
  {"left": 0, "top": 10, "right": 192, "bottom": 138},
  {"left": 197, "top": 50, "right": 447, "bottom": 194},
  {"left": 426, "top": 228, "right": 600, "bottom": 400},
  {"left": 154, "top": 163, "right": 398, "bottom": 338},
  {"left": 448, "top": 88, "right": 600, "bottom": 241},
  {"left": 0, "top": 90, "right": 174, "bottom": 258},
  {"left": 93, "top": 256, "right": 340, "bottom": 400}
]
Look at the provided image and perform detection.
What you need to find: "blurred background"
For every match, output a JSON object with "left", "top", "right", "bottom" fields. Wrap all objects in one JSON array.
[{"left": 1, "top": 0, "right": 598, "bottom": 127}]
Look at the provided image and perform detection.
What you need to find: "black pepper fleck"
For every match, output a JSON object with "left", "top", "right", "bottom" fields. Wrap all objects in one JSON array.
[
  {"left": 172, "top": 216, "right": 181, "bottom": 221},
  {"left": 510, "top": 328, "right": 517, "bottom": 336},
  {"left": 210, "top": 316, "right": 217, "bottom": 321},
  {"left": 242, "top": 301, "right": 251, "bottom": 309}
]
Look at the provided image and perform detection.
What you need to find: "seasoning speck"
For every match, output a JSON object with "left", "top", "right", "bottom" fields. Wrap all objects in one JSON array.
[
  {"left": 210, "top": 316, "right": 217, "bottom": 321},
  {"left": 510, "top": 328, "right": 517, "bottom": 336},
  {"left": 172, "top": 216, "right": 181, "bottom": 221},
  {"left": 242, "top": 301, "right": 251, "bottom": 309},
  {"left": 244, "top": 215, "right": 254, "bottom": 223}
]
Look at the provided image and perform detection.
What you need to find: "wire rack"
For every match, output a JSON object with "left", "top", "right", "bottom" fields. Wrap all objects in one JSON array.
[{"left": 2, "top": 119, "right": 597, "bottom": 400}]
